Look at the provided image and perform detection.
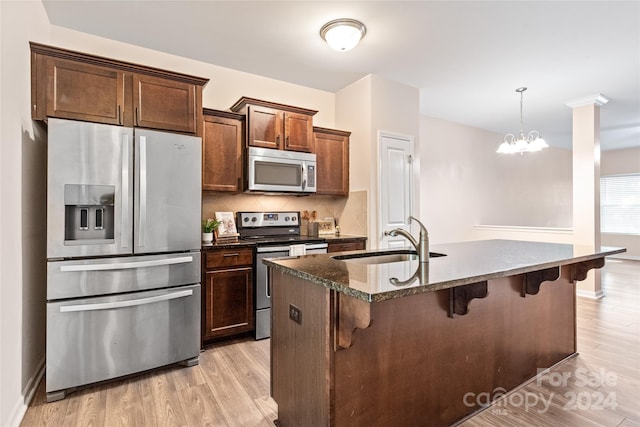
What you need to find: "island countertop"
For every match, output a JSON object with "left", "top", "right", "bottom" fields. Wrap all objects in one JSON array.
[{"left": 263, "top": 239, "right": 625, "bottom": 302}]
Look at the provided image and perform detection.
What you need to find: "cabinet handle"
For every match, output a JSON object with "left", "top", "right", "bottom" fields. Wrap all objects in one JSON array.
[
  {"left": 286, "top": 135, "right": 289, "bottom": 147},
  {"left": 223, "top": 253, "right": 240, "bottom": 257}
]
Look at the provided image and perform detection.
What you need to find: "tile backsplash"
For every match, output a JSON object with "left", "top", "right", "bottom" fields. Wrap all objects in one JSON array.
[{"left": 203, "top": 190, "right": 368, "bottom": 237}]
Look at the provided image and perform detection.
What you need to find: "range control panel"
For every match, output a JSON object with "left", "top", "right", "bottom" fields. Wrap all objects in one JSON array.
[{"left": 237, "top": 211, "right": 300, "bottom": 228}]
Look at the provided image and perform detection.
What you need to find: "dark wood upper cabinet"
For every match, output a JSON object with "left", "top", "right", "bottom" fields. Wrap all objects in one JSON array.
[
  {"left": 31, "top": 42, "right": 208, "bottom": 136},
  {"left": 43, "top": 57, "right": 125, "bottom": 125},
  {"left": 246, "top": 105, "right": 282, "bottom": 149},
  {"left": 230, "top": 97, "right": 316, "bottom": 153},
  {"left": 202, "top": 109, "right": 245, "bottom": 192},
  {"left": 284, "top": 111, "right": 314, "bottom": 152},
  {"left": 314, "top": 127, "right": 350, "bottom": 196},
  {"left": 133, "top": 74, "right": 197, "bottom": 134}
]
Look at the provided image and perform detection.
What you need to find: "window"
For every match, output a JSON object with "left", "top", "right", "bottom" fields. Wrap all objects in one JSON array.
[{"left": 600, "top": 174, "right": 640, "bottom": 234}]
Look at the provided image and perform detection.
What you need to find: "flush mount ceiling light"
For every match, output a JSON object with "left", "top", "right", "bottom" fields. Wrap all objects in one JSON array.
[
  {"left": 497, "top": 87, "right": 548, "bottom": 154},
  {"left": 320, "top": 18, "right": 366, "bottom": 52}
]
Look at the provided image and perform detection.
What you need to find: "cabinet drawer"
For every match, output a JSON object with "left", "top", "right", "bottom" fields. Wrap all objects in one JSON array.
[
  {"left": 327, "top": 241, "right": 366, "bottom": 253},
  {"left": 205, "top": 248, "right": 253, "bottom": 268}
]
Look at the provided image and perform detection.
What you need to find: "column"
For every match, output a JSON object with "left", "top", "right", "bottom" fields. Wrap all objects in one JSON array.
[{"left": 565, "top": 94, "right": 609, "bottom": 299}]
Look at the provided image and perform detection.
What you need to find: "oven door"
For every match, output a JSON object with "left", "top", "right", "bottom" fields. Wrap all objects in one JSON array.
[
  {"left": 255, "top": 243, "right": 327, "bottom": 339},
  {"left": 255, "top": 248, "right": 289, "bottom": 339}
]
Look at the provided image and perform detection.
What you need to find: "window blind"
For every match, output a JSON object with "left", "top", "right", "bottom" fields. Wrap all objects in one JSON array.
[{"left": 600, "top": 174, "right": 640, "bottom": 234}]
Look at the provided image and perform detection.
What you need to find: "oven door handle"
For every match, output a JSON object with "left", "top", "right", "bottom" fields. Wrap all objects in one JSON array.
[
  {"left": 59, "top": 256, "right": 193, "bottom": 272},
  {"left": 59, "top": 289, "right": 193, "bottom": 313},
  {"left": 257, "top": 246, "right": 293, "bottom": 253}
]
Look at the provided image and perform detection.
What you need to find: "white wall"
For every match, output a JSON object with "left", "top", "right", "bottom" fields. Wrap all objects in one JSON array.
[
  {"left": 1, "top": 2, "right": 50, "bottom": 426},
  {"left": 601, "top": 146, "right": 640, "bottom": 258},
  {"left": 420, "top": 116, "right": 573, "bottom": 244},
  {"left": 336, "top": 75, "right": 419, "bottom": 248}
]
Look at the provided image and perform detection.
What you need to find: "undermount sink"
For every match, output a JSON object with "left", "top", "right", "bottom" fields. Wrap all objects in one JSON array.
[{"left": 333, "top": 250, "right": 446, "bottom": 265}]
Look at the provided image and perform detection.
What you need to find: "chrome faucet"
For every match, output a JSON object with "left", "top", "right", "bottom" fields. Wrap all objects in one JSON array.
[{"left": 384, "top": 216, "right": 429, "bottom": 263}]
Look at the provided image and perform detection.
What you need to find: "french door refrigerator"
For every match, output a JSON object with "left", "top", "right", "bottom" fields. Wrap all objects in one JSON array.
[{"left": 46, "top": 118, "right": 201, "bottom": 402}]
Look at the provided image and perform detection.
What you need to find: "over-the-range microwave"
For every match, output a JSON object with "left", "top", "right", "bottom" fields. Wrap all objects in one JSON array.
[{"left": 247, "top": 146, "right": 316, "bottom": 193}]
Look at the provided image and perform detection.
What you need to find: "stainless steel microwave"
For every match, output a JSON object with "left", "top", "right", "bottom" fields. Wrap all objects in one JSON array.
[{"left": 247, "top": 147, "right": 316, "bottom": 193}]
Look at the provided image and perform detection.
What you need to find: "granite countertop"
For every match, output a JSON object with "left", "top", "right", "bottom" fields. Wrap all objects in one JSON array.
[
  {"left": 262, "top": 239, "right": 625, "bottom": 302},
  {"left": 202, "top": 240, "right": 256, "bottom": 250}
]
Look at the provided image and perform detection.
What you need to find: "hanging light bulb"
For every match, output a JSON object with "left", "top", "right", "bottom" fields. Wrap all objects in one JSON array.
[{"left": 497, "top": 87, "right": 548, "bottom": 154}]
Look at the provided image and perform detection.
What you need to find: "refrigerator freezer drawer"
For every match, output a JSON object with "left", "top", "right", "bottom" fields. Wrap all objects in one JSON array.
[
  {"left": 46, "top": 284, "right": 201, "bottom": 396},
  {"left": 47, "top": 252, "right": 200, "bottom": 300}
]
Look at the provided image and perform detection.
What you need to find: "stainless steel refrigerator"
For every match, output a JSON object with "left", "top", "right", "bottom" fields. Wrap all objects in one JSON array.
[{"left": 45, "top": 118, "right": 202, "bottom": 402}]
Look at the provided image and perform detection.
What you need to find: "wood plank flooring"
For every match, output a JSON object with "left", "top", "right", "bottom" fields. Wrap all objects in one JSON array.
[{"left": 21, "top": 259, "right": 639, "bottom": 427}]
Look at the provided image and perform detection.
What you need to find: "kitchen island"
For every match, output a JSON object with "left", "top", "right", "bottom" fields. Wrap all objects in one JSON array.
[{"left": 263, "top": 239, "right": 624, "bottom": 427}]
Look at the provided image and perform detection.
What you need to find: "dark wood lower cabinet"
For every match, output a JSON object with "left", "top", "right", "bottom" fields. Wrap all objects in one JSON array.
[
  {"left": 202, "top": 247, "right": 254, "bottom": 342},
  {"left": 327, "top": 239, "right": 366, "bottom": 253}
]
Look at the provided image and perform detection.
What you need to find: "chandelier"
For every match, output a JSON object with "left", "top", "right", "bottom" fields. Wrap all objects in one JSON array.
[{"left": 497, "top": 87, "right": 548, "bottom": 154}]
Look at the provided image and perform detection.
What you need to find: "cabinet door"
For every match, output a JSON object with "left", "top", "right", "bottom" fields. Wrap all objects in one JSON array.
[
  {"left": 204, "top": 267, "right": 254, "bottom": 340},
  {"left": 203, "top": 115, "right": 243, "bottom": 192},
  {"left": 133, "top": 74, "right": 196, "bottom": 134},
  {"left": 315, "top": 130, "right": 349, "bottom": 196},
  {"left": 45, "top": 57, "right": 125, "bottom": 125},
  {"left": 247, "top": 105, "right": 282, "bottom": 149},
  {"left": 284, "top": 112, "right": 314, "bottom": 152}
]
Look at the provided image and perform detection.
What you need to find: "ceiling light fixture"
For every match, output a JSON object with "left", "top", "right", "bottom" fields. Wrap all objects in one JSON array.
[
  {"left": 320, "top": 18, "right": 366, "bottom": 52},
  {"left": 497, "top": 87, "right": 548, "bottom": 154}
]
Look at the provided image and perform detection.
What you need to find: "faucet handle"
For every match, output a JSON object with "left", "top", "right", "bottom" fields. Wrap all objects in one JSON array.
[{"left": 409, "top": 216, "right": 428, "bottom": 236}]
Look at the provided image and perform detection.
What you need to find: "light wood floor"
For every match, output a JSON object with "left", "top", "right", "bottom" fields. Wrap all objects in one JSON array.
[{"left": 21, "top": 260, "right": 639, "bottom": 427}]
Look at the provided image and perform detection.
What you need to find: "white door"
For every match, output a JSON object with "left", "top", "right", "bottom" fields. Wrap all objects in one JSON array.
[{"left": 379, "top": 132, "right": 414, "bottom": 249}]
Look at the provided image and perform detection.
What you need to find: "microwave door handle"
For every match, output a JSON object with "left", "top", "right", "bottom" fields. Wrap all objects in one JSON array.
[{"left": 301, "top": 164, "right": 306, "bottom": 190}]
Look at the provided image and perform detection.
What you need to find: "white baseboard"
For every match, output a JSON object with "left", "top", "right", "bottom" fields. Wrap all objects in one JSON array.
[
  {"left": 576, "top": 289, "right": 605, "bottom": 300},
  {"left": 6, "top": 357, "right": 45, "bottom": 427}
]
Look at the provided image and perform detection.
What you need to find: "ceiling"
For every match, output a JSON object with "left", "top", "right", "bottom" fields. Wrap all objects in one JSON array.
[{"left": 42, "top": 1, "right": 640, "bottom": 151}]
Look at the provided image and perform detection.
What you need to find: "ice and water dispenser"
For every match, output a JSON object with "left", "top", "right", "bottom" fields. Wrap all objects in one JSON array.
[{"left": 64, "top": 184, "right": 115, "bottom": 242}]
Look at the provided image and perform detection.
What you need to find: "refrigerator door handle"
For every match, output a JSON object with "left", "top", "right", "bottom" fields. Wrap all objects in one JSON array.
[
  {"left": 59, "top": 289, "right": 193, "bottom": 313},
  {"left": 59, "top": 256, "right": 194, "bottom": 272},
  {"left": 121, "top": 134, "right": 130, "bottom": 248},
  {"left": 138, "top": 135, "right": 147, "bottom": 247}
]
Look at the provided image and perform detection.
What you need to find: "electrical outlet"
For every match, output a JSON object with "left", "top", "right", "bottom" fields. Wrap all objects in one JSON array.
[{"left": 289, "top": 304, "right": 302, "bottom": 325}]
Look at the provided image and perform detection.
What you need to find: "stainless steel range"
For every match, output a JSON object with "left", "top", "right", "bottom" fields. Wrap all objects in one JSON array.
[{"left": 237, "top": 211, "right": 328, "bottom": 339}]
